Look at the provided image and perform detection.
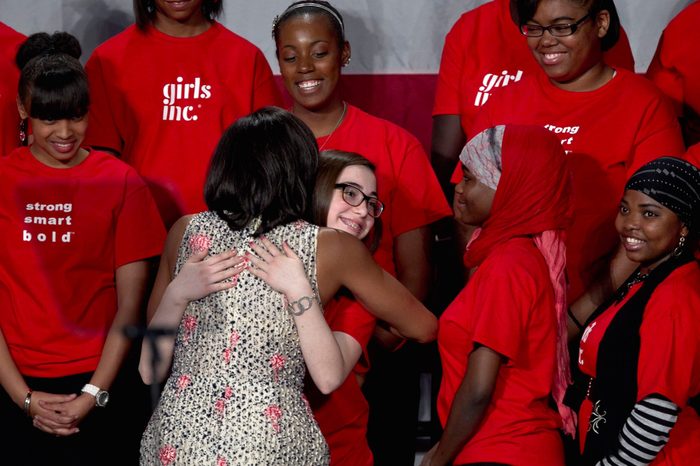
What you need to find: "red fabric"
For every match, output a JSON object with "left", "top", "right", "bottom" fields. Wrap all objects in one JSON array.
[
  {"left": 438, "top": 237, "right": 564, "bottom": 466},
  {"left": 578, "top": 283, "right": 639, "bottom": 378},
  {"left": 317, "top": 103, "right": 451, "bottom": 274},
  {"left": 84, "top": 22, "right": 282, "bottom": 226},
  {"left": 0, "top": 22, "right": 25, "bottom": 157},
  {"left": 274, "top": 74, "right": 439, "bottom": 153},
  {"left": 577, "top": 262, "right": 700, "bottom": 465},
  {"left": 432, "top": 0, "right": 635, "bottom": 137},
  {"left": 307, "top": 295, "right": 375, "bottom": 466},
  {"left": 459, "top": 69, "right": 685, "bottom": 301},
  {"left": 0, "top": 147, "right": 165, "bottom": 377},
  {"left": 463, "top": 125, "right": 574, "bottom": 433},
  {"left": 646, "top": 0, "right": 700, "bottom": 144},
  {"left": 463, "top": 126, "right": 571, "bottom": 266}
]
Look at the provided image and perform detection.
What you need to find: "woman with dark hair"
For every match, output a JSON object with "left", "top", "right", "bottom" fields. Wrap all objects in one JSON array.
[
  {"left": 0, "top": 32, "right": 165, "bottom": 465},
  {"left": 457, "top": 0, "right": 685, "bottom": 323},
  {"left": 422, "top": 125, "right": 573, "bottom": 466},
  {"left": 272, "top": 3, "right": 451, "bottom": 461},
  {"left": 570, "top": 157, "right": 700, "bottom": 465},
  {"left": 139, "top": 107, "right": 437, "bottom": 465},
  {"left": 84, "top": 0, "right": 282, "bottom": 227}
]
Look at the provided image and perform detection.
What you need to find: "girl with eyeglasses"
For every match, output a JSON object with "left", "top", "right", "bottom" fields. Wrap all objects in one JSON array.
[{"left": 456, "top": 0, "right": 685, "bottom": 339}]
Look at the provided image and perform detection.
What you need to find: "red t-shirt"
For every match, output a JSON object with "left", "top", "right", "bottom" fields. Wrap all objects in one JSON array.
[
  {"left": 432, "top": 0, "right": 635, "bottom": 137},
  {"left": 438, "top": 237, "right": 564, "bottom": 466},
  {"left": 647, "top": 0, "right": 700, "bottom": 144},
  {"left": 458, "top": 69, "right": 685, "bottom": 301},
  {"left": 307, "top": 295, "right": 375, "bottom": 466},
  {"left": 317, "top": 104, "right": 451, "bottom": 274},
  {"left": 0, "top": 23, "right": 25, "bottom": 157},
  {"left": 84, "top": 22, "right": 282, "bottom": 224},
  {"left": 0, "top": 147, "right": 165, "bottom": 377},
  {"left": 578, "top": 262, "right": 700, "bottom": 465}
]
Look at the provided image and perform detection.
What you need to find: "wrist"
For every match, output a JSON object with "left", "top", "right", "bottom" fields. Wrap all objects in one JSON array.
[{"left": 285, "top": 292, "right": 318, "bottom": 317}]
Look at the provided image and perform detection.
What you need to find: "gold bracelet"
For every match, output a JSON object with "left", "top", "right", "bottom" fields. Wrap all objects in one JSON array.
[
  {"left": 287, "top": 295, "right": 317, "bottom": 316},
  {"left": 23, "top": 390, "right": 32, "bottom": 417}
]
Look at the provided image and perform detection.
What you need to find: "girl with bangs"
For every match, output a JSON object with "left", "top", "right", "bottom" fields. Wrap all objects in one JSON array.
[{"left": 0, "top": 32, "right": 165, "bottom": 465}]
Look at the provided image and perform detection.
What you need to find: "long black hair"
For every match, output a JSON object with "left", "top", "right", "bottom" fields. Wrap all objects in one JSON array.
[{"left": 204, "top": 107, "right": 319, "bottom": 236}]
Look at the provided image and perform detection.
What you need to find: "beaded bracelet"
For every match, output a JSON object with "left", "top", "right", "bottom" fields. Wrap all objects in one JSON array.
[
  {"left": 287, "top": 295, "right": 317, "bottom": 316},
  {"left": 23, "top": 390, "right": 32, "bottom": 417}
]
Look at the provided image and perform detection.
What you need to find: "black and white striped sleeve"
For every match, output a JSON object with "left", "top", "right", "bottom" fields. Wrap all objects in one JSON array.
[{"left": 596, "top": 394, "right": 680, "bottom": 466}]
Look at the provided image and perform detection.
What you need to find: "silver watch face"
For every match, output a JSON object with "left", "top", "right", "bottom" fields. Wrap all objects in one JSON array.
[{"left": 96, "top": 390, "right": 109, "bottom": 407}]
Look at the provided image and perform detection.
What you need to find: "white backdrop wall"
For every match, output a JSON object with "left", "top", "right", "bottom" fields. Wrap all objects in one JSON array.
[{"left": 0, "top": 0, "right": 694, "bottom": 73}]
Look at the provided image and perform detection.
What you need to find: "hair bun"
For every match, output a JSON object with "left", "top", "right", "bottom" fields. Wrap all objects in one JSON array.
[{"left": 16, "top": 32, "right": 82, "bottom": 70}]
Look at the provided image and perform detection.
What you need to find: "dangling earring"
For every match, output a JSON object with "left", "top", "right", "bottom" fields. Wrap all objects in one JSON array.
[
  {"left": 672, "top": 234, "right": 687, "bottom": 257},
  {"left": 146, "top": 0, "right": 155, "bottom": 14},
  {"left": 343, "top": 57, "right": 351, "bottom": 67},
  {"left": 19, "top": 118, "right": 28, "bottom": 146}
]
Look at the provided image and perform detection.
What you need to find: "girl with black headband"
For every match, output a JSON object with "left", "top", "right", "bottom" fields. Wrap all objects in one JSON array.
[
  {"left": 272, "top": 2, "right": 451, "bottom": 464},
  {"left": 569, "top": 157, "right": 700, "bottom": 465}
]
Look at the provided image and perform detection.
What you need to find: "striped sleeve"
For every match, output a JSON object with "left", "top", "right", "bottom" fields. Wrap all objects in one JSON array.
[{"left": 596, "top": 394, "right": 680, "bottom": 466}]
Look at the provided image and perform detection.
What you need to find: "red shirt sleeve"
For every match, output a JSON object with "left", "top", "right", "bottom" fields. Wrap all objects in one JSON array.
[
  {"left": 251, "top": 48, "right": 284, "bottom": 110},
  {"left": 84, "top": 51, "right": 123, "bottom": 154},
  {"left": 637, "top": 272, "right": 700, "bottom": 406},
  {"left": 115, "top": 170, "right": 166, "bottom": 267},
  {"left": 626, "top": 90, "right": 685, "bottom": 176}
]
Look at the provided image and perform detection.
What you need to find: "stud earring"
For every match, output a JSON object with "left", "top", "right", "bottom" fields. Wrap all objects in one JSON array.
[{"left": 672, "top": 234, "right": 687, "bottom": 257}]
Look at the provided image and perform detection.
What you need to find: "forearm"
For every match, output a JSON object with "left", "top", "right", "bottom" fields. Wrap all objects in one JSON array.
[
  {"left": 139, "top": 283, "right": 189, "bottom": 384},
  {"left": 568, "top": 244, "right": 637, "bottom": 341},
  {"left": 288, "top": 286, "right": 345, "bottom": 394},
  {"left": 596, "top": 394, "right": 679, "bottom": 466},
  {"left": 0, "top": 330, "right": 29, "bottom": 407},
  {"left": 394, "top": 227, "right": 432, "bottom": 302},
  {"left": 430, "top": 346, "right": 502, "bottom": 466},
  {"left": 430, "top": 378, "right": 493, "bottom": 465}
]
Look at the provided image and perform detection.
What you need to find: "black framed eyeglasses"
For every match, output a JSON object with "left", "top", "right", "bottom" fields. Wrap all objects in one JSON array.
[
  {"left": 520, "top": 12, "right": 592, "bottom": 37},
  {"left": 335, "top": 183, "right": 384, "bottom": 218}
]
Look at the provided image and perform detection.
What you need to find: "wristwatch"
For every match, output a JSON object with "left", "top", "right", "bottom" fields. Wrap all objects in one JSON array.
[{"left": 81, "top": 384, "right": 110, "bottom": 407}]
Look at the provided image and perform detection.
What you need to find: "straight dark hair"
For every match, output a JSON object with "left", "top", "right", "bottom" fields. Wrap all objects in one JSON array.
[
  {"left": 204, "top": 107, "right": 319, "bottom": 236},
  {"left": 514, "top": 0, "right": 621, "bottom": 51},
  {"left": 313, "top": 150, "right": 382, "bottom": 252},
  {"left": 133, "top": 0, "right": 223, "bottom": 30},
  {"left": 16, "top": 32, "right": 88, "bottom": 121}
]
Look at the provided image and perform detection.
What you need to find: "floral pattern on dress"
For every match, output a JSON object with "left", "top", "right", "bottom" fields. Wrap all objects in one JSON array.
[{"left": 140, "top": 213, "right": 329, "bottom": 465}]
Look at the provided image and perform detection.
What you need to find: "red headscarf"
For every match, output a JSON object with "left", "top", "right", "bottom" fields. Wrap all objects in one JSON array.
[{"left": 462, "top": 124, "right": 576, "bottom": 435}]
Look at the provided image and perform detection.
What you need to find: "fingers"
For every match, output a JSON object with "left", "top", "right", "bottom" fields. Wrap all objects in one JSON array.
[
  {"left": 281, "top": 241, "right": 299, "bottom": 259},
  {"left": 186, "top": 247, "right": 209, "bottom": 263},
  {"left": 33, "top": 416, "right": 79, "bottom": 436}
]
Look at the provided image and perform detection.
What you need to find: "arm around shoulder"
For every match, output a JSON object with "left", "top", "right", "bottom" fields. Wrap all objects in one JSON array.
[{"left": 317, "top": 229, "right": 437, "bottom": 343}]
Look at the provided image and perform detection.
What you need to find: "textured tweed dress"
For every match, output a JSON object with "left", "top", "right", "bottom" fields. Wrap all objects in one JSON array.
[{"left": 140, "top": 212, "right": 329, "bottom": 465}]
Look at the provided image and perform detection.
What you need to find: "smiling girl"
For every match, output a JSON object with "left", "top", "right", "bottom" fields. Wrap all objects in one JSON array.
[
  {"left": 571, "top": 157, "right": 700, "bottom": 465},
  {"left": 272, "top": 4, "right": 450, "bottom": 461},
  {"left": 0, "top": 32, "right": 165, "bottom": 465}
]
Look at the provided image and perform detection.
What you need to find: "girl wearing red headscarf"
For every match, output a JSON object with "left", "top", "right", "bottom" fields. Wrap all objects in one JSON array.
[{"left": 422, "top": 125, "right": 573, "bottom": 466}]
